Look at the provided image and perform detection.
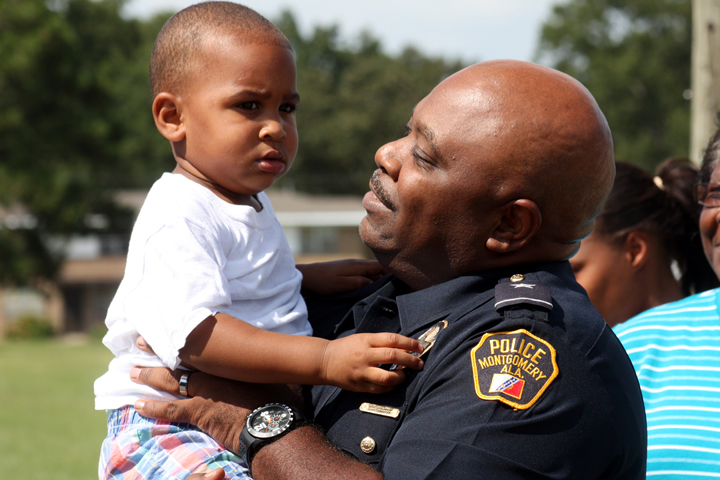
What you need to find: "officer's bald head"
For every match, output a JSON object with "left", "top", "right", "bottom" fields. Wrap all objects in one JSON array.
[{"left": 360, "top": 60, "right": 615, "bottom": 288}]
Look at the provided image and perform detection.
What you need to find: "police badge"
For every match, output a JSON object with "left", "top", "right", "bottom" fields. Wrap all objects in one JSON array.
[
  {"left": 389, "top": 320, "right": 448, "bottom": 371},
  {"left": 470, "top": 329, "right": 558, "bottom": 410}
]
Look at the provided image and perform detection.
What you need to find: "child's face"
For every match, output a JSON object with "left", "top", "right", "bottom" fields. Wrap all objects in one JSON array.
[{"left": 176, "top": 38, "right": 298, "bottom": 201}]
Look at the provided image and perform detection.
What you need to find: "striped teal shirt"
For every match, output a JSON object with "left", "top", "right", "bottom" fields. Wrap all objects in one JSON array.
[{"left": 614, "top": 288, "right": 720, "bottom": 478}]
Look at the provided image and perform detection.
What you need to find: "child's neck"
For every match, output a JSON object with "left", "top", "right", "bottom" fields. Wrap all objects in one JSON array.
[
  {"left": 221, "top": 191, "right": 263, "bottom": 211},
  {"left": 172, "top": 165, "right": 263, "bottom": 211}
]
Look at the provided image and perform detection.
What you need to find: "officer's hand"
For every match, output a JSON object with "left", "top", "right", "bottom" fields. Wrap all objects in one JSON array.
[
  {"left": 130, "top": 366, "right": 302, "bottom": 455},
  {"left": 322, "top": 333, "right": 424, "bottom": 393},
  {"left": 136, "top": 336, "right": 155, "bottom": 354},
  {"left": 297, "top": 259, "right": 387, "bottom": 296}
]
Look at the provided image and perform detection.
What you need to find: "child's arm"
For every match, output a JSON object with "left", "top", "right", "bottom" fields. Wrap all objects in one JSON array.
[
  {"left": 178, "top": 313, "right": 423, "bottom": 393},
  {"left": 297, "top": 259, "right": 388, "bottom": 296}
]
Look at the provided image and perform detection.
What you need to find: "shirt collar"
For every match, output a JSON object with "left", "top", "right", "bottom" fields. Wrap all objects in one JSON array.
[
  {"left": 394, "top": 265, "right": 531, "bottom": 335},
  {"left": 353, "top": 261, "right": 572, "bottom": 336},
  {"left": 397, "top": 262, "right": 575, "bottom": 335}
]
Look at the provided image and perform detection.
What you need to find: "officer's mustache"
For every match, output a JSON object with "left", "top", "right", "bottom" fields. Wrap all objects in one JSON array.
[{"left": 370, "top": 170, "right": 395, "bottom": 210}]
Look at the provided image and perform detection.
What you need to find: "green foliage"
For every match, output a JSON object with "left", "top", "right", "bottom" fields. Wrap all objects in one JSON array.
[
  {"left": 0, "top": 340, "right": 112, "bottom": 479},
  {"left": 5, "top": 314, "right": 55, "bottom": 339},
  {"left": 0, "top": 0, "right": 463, "bottom": 285},
  {"left": 0, "top": 0, "right": 156, "bottom": 285},
  {"left": 0, "top": 1, "right": 180, "bottom": 286},
  {"left": 0, "top": 228, "right": 59, "bottom": 284},
  {"left": 274, "top": 12, "right": 464, "bottom": 194},
  {"left": 536, "top": 0, "right": 692, "bottom": 169}
]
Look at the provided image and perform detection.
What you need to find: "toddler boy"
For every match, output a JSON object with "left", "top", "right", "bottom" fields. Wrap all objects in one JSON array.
[{"left": 94, "top": 3, "right": 422, "bottom": 479}]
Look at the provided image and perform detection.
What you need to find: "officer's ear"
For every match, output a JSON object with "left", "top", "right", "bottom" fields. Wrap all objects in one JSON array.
[{"left": 486, "top": 199, "right": 541, "bottom": 254}]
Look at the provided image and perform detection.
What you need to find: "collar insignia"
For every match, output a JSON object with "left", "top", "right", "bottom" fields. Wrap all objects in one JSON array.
[
  {"left": 470, "top": 329, "right": 558, "bottom": 410},
  {"left": 389, "top": 320, "right": 448, "bottom": 371},
  {"left": 416, "top": 320, "right": 448, "bottom": 356}
]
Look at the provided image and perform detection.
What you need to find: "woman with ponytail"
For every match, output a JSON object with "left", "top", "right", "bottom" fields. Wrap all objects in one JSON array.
[{"left": 570, "top": 158, "right": 717, "bottom": 327}]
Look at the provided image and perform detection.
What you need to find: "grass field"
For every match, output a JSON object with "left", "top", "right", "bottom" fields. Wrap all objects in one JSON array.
[{"left": 0, "top": 338, "right": 113, "bottom": 479}]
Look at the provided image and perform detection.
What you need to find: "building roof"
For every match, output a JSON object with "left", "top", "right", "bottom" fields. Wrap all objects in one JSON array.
[{"left": 115, "top": 188, "right": 367, "bottom": 227}]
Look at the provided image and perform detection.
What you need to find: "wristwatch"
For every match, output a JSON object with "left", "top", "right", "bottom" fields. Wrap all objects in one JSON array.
[{"left": 238, "top": 403, "right": 306, "bottom": 467}]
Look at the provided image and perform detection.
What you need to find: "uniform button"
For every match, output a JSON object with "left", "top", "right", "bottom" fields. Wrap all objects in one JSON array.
[
  {"left": 510, "top": 274, "right": 525, "bottom": 282},
  {"left": 360, "top": 436, "right": 376, "bottom": 454}
]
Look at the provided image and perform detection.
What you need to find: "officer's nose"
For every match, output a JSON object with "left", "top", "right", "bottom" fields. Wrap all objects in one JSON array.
[{"left": 374, "top": 140, "right": 402, "bottom": 181}]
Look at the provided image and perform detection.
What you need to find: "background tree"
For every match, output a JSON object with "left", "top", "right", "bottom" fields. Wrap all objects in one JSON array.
[
  {"left": 275, "top": 12, "right": 463, "bottom": 194},
  {"left": 0, "top": 0, "right": 168, "bottom": 284},
  {"left": 0, "top": 0, "right": 464, "bottom": 285},
  {"left": 536, "top": 0, "right": 692, "bottom": 170}
]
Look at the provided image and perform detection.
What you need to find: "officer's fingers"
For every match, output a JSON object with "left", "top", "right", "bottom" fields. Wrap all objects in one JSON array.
[
  {"left": 340, "top": 259, "right": 387, "bottom": 277},
  {"left": 335, "top": 275, "right": 373, "bottom": 291},
  {"left": 136, "top": 336, "right": 155, "bottom": 354},
  {"left": 130, "top": 366, "right": 180, "bottom": 394},
  {"left": 133, "top": 396, "right": 195, "bottom": 423},
  {"left": 187, "top": 469, "right": 225, "bottom": 480},
  {"left": 366, "top": 333, "right": 423, "bottom": 354}
]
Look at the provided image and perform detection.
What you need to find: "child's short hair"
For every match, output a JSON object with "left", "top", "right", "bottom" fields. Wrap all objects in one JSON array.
[{"left": 150, "top": 1, "right": 292, "bottom": 99}]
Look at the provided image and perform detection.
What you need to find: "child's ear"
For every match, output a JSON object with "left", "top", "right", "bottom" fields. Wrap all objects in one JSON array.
[
  {"left": 486, "top": 199, "right": 542, "bottom": 254},
  {"left": 152, "top": 92, "right": 185, "bottom": 142}
]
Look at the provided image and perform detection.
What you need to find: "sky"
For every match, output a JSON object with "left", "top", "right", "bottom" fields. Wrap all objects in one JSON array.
[{"left": 122, "top": 0, "right": 563, "bottom": 63}]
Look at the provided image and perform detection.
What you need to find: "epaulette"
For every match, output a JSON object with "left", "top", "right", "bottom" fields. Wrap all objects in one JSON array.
[{"left": 494, "top": 273, "right": 553, "bottom": 312}]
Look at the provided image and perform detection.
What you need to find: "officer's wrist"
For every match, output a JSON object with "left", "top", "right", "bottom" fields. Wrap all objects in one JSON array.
[
  {"left": 239, "top": 402, "right": 313, "bottom": 477},
  {"left": 248, "top": 424, "right": 319, "bottom": 476}
]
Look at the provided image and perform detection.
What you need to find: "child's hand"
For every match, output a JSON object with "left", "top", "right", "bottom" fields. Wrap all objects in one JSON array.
[
  {"left": 297, "top": 259, "right": 388, "bottom": 296},
  {"left": 321, "top": 333, "right": 424, "bottom": 393}
]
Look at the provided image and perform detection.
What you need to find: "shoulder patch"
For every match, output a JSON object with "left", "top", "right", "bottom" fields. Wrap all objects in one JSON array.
[
  {"left": 470, "top": 329, "right": 558, "bottom": 410},
  {"left": 494, "top": 282, "right": 552, "bottom": 311}
]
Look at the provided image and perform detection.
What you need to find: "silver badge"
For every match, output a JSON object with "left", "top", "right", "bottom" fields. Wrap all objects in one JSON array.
[{"left": 389, "top": 320, "right": 448, "bottom": 371}]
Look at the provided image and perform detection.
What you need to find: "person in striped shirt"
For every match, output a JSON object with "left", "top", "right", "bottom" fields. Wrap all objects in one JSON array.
[{"left": 614, "top": 124, "right": 720, "bottom": 478}]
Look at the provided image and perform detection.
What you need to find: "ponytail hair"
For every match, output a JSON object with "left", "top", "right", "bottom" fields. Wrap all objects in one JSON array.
[{"left": 595, "top": 159, "right": 718, "bottom": 295}]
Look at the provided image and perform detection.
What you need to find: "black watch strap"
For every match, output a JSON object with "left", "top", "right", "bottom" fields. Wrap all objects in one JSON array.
[{"left": 239, "top": 405, "right": 307, "bottom": 470}]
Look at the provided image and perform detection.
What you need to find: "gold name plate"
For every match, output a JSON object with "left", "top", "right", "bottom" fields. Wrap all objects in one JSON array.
[{"left": 359, "top": 402, "right": 400, "bottom": 418}]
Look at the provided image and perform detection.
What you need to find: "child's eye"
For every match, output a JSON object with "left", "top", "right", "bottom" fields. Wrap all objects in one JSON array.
[
  {"left": 237, "top": 101, "right": 259, "bottom": 110},
  {"left": 280, "top": 103, "right": 297, "bottom": 114}
]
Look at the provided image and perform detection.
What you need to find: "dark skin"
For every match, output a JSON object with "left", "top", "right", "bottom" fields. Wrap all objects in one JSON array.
[
  {"left": 570, "top": 229, "right": 683, "bottom": 327},
  {"left": 700, "top": 161, "right": 720, "bottom": 276},
  {"left": 131, "top": 366, "right": 381, "bottom": 480},
  {"left": 295, "top": 259, "right": 387, "bottom": 296},
  {"left": 133, "top": 60, "right": 616, "bottom": 479}
]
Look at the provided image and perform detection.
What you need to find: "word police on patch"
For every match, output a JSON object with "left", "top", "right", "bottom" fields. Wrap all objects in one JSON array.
[{"left": 471, "top": 329, "right": 558, "bottom": 409}]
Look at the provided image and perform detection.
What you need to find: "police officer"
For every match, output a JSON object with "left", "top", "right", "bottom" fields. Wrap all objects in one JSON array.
[{"left": 131, "top": 60, "right": 646, "bottom": 480}]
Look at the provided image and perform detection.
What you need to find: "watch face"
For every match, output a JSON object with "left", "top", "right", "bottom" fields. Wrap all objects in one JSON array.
[{"left": 248, "top": 404, "right": 294, "bottom": 439}]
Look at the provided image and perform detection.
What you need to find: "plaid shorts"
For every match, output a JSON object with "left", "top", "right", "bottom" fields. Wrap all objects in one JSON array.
[{"left": 99, "top": 405, "right": 251, "bottom": 480}]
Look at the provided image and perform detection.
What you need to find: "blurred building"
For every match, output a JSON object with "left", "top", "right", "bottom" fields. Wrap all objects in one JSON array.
[{"left": 0, "top": 190, "right": 371, "bottom": 336}]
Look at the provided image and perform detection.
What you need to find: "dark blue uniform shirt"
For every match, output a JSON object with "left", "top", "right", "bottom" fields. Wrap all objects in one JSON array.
[{"left": 304, "top": 261, "right": 646, "bottom": 480}]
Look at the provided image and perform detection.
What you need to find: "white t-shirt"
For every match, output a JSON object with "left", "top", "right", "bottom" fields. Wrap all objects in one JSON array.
[{"left": 94, "top": 173, "right": 312, "bottom": 410}]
